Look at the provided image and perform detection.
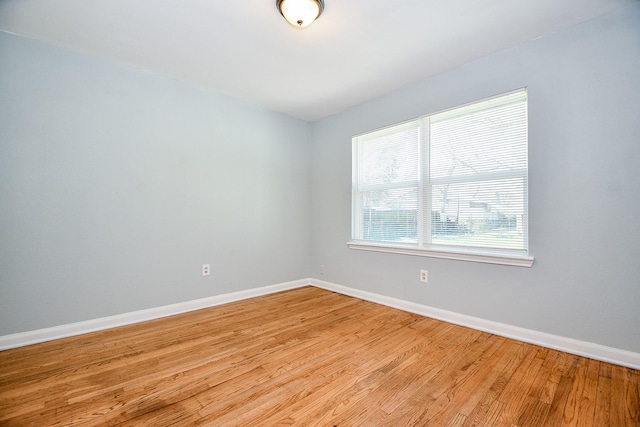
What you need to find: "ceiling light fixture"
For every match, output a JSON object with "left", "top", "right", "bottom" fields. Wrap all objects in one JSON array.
[{"left": 276, "top": 0, "right": 324, "bottom": 29}]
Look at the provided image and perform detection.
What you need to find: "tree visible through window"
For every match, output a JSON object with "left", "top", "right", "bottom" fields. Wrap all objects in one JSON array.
[{"left": 352, "top": 89, "right": 528, "bottom": 256}]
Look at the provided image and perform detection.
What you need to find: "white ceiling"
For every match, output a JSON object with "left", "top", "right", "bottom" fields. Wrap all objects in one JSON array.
[{"left": 0, "top": 0, "right": 635, "bottom": 121}]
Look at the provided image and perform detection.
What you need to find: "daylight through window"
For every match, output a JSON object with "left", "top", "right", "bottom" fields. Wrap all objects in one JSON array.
[{"left": 351, "top": 89, "right": 530, "bottom": 264}]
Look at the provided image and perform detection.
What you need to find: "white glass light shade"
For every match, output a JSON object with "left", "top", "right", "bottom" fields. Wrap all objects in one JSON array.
[{"left": 277, "top": 0, "right": 324, "bottom": 28}]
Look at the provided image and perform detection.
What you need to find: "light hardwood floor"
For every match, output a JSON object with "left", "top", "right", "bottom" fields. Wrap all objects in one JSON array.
[{"left": 0, "top": 286, "right": 638, "bottom": 426}]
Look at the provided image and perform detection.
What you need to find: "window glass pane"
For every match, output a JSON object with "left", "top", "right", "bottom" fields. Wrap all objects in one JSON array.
[
  {"left": 357, "top": 123, "right": 419, "bottom": 187},
  {"left": 360, "top": 187, "right": 418, "bottom": 243},
  {"left": 431, "top": 177, "right": 526, "bottom": 250},
  {"left": 430, "top": 97, "right": 527, "bottom": 181}
]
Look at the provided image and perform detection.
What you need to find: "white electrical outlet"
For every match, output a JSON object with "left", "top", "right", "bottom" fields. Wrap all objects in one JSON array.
[
  {"left": 202, "top": 264, "right": 210, "bottom": 276},
  {"left": 420, "top": 270, "right": 428, "bottom": 283},
  {"left": 320, "top": 264, "right": 325, "bottom": 275}
]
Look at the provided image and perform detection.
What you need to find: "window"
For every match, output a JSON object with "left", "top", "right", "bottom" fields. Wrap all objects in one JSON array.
[{"left": 350, "top": 89, "right": 533, "bottom": 267}]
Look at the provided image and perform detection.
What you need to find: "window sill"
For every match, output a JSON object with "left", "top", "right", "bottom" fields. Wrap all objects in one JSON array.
[{"left": 347, "top": 241, "right": 534, "bottom": 267}]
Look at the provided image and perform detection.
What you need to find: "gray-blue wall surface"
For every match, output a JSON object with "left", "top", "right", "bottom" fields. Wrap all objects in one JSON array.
[{"left": 0, "top": 31, "right": 311, "bottom": 334}]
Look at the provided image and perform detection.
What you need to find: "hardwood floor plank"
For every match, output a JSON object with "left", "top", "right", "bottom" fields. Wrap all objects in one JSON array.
[
  {"left": 444, "top": 412, "right": 467, "bottom": 427},
  {"left": 0, "top": 286, "right": 638, "bottom": 426},
  {"left": 594, "top": 373, "right": 611, "bottom": 427},
  {"left": 492, "top": 344, "right": 541, "bottom": 426},
  {"left": 544, "top": 353, "right": 581, "bottom": 425},
  {"left": 574, "top": 358, "right": 599, "bottom": 427},
  {"left": 610, "top": 364, "right": 628, "bottom": 427},
  {"left": 514, "top": 348, "right": 557, "bottom": 427},
  {"left": 625, "top": 367, "right": 640, "bottom": 426}
]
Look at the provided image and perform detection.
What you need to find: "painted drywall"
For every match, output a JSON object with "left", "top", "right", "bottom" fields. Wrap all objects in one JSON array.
[
  {"left": 310, "top": 4, "right": 640, "bottom": 353},
  {"left": 0, "top": 31, "right": 311, "bottom": 335}
]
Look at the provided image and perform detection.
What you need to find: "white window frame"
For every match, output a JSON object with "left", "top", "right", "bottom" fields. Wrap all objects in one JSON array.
[{"left": 349, "top": 89, "right": 534, "bottom": 267}]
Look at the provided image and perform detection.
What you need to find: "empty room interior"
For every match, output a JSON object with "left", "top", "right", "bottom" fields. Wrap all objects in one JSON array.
[{"left": 1, "top": 0, "right": 639, "bottom": 425}]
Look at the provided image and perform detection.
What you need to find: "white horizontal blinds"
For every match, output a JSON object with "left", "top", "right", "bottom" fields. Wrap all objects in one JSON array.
[
  {"left": 354, "top": 121, "right": 420, "bottom": 243},
  {"left": 428, "top": 89, "right": 528, "bottom": 251}
]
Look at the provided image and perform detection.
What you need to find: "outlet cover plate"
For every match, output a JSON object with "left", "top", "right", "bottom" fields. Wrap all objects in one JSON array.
[{"left": 420, "top": 270, "right": 428, "bottom": 283}]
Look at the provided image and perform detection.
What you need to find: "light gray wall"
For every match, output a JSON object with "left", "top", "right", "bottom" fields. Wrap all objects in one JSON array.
[
  {"left": 310, "top": 5, "right": 640, "bottom": 352},
  {"left": 0, "top": 32, "right": 311, "bottom": 335}
]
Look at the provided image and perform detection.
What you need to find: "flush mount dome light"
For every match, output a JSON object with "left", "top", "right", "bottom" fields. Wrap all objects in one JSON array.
[{"left": 276, "top": 0, "right": 324, "bottom": 29}]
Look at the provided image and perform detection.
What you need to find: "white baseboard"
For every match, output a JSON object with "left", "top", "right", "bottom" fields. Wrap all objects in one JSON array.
[
  {"left": 0, "top": 279, "right": 309, "bottom": 351},
  {"left": 310, "top": 278, "right": 640, "bottom": 370},
  {"left": 2, "top": 277, "right": 638, "bottom": 370}
]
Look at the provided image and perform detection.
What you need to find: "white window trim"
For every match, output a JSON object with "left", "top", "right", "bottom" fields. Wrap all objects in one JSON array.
[
  {"left": 347, "top": 240, "right": 534, "bottom": 267},
  {"left": 350, "top": 89, "right": 532, "bottom": 267}
]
